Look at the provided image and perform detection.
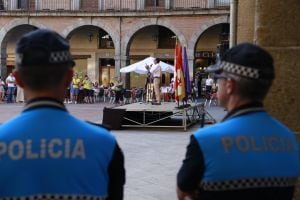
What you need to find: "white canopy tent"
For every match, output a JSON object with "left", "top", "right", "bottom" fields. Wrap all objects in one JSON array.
[{"left": 120, "top": 56, "right": 174, "bottom": 74}]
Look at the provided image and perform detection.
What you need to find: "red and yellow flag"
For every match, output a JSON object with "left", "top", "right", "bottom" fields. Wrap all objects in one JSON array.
[{"left": 174, "top": 42, "right": 186, "bottom": 102}]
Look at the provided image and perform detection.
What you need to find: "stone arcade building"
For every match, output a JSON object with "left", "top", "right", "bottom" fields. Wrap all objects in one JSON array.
[{"left": 0, "top": 0, "right": 230, "bottom": 88}]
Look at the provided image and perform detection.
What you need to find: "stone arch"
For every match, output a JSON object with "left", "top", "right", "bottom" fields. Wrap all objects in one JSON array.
[
  {"left": 122, "top": 18, "right": 187, "bottom": 56},
  {"left": 0, "top": 18, "right": 45, "bottom": 76},
  {"left": 0, "top": 18, "right": 46, "bottom": 43},
  {"left": 188, "top": 15, "right": 229, "bottom": 56},
  {"left": 62, "top": 20, "right": 120, "bottom": 56}
]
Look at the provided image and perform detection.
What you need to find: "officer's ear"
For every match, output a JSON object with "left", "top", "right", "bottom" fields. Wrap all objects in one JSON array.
[
  {"left": 225, "top": 78, "right": 236, "bottom": 95},
  {"left": 12, "top": 69, "right": 24, "bottom": 88}
]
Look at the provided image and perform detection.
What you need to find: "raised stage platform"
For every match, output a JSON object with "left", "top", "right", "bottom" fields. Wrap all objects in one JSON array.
[{"left": 104, "top": 102, "right": 216, "bottom": 130}]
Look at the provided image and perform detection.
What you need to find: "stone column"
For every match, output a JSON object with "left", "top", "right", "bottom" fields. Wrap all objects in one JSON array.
[
  {"left": 237, "top": 8, "right": 300, "bottom": 193},
  {"left": 188, "top": 57, "right": 194, "bottom": 79},
  {"left": 0, "top": 48, "right": 7, "bottom": 78},
  {"left": 117, "top": 55, "right": 129, "bottom": 76},
  {"left": 185, "top": 48, "right": 194, "bottom": 78},
  {"left": 114, "top": 55, "right": 121, "bottom": 76},
  {"left": 116, "top": 55, "right": 129, "bottom": 88},
  {"left": 87, "top": 52, "right": 98, "bottom": 83},
  {"left": 252, "top": 0, "right": 300, "bottom": 134}
]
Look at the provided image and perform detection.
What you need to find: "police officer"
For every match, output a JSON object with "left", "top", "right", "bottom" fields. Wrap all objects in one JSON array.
[
  {"left": 176, "top": 43, "right": 299, "bottom": 200},
  {"left": 0, "top": 29, "right": 125, "bottom": 199}
]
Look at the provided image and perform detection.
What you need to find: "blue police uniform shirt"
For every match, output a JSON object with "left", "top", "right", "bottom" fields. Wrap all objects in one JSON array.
[
  {"left": 194, "top": 109, "right": 299, "bottom": 191},
  {"left": 0, "top": 100, "right": 116, "bottom": 199},
  {"left": 177, "top": 103, "right": 299, "bottom": 199}
]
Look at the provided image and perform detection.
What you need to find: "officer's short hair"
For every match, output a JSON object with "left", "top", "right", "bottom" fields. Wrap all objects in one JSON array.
[
  {"left": 207, "top": 43, "right": 275, "bottom": 101},
  {"left": 15, "top": 29, "right": 75, "bottom": 90}
]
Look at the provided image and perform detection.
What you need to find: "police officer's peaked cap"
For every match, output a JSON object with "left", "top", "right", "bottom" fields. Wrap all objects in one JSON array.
[
  {"left": 206, "top": 43, "right": 274, "bottom": 80},
  {"left": 15, "top": 29, "right": 75, "bottom": 67}
]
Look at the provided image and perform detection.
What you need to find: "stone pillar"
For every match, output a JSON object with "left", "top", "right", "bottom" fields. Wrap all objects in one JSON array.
[
  {"left": 186, "top": 48, "right": 194, "bottom": 78},
  {"left": 238, "top": 3, "right": 300, "bottom": 197},
  {"left": 252, "top": 0, "right": 300, "bottom": 134},
  {"left": 114, "top": 55, "right": 121, "bottom": 75},
  {"left": 229, "top": 0, "right": 238, "bottom": 47},
  {"left": 87, "top": 52, "right": 98, "bottom": 83},
  {"left": 188, "top": 57, "right": 194, "bottom": 79},
  {"left": 117, "top": 55, "right": 129, "bottom": 88},
  {"left": 137, "top": 0, "right": 145, "bottom": 10},
  {"left": 0, "top": 48, "right": 7, "bottom": 78}
]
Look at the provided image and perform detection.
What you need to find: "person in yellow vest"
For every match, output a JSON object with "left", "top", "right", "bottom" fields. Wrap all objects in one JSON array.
[
  {"left": 71, "top": 72, "right": 81, "bottom": 104},
  {"left": 82, "top": 74, "right": 93, "bottom": 103}
]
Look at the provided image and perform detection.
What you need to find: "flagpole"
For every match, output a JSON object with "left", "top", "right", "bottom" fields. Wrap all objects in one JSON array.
[{"left": 175, "top": 39, "right": 179, "bottom": 108}]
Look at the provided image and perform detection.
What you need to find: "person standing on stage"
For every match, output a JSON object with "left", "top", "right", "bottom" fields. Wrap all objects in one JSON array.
[
  {"left": 176, "top": 43, "right": 300, "bottom": 200},
  {"left": 149, "top": 58, "right": 161, "bottom": 105},
  {"left": 0, "top": 29, "right": 125, "bottom": 199}
]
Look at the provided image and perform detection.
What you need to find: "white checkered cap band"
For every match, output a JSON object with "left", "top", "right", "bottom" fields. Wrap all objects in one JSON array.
[
  {"left": 220, "top": 61, "right": 260, "bottom": 79},
  {"left": 49, "top": 51, "right": 72, "bottom": 63},
  {"left": 16, "top": 51, "right": 72, "bottom": 65},
  {"left": 200, "top": 177, "right": 297, "bottom": 191}
]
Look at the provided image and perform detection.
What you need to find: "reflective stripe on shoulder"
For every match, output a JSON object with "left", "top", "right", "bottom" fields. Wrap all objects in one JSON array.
[
  {"left": 200, "top": 177, "right": 297, "bottom": 191},
  {"left": 0, "top": 194, "right": 107, "bottom": 200}
]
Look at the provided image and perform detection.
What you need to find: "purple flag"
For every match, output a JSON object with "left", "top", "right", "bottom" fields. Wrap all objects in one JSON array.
[{"left": 183, "top": 47, "right": 191, "bottom": 96}]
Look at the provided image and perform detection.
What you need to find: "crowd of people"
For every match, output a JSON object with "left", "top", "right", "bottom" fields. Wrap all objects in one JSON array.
[
  {"left": 65, "top": 75, "right": 127, "bottom": 105},
  {"left": 0, "top": 72, "right": 240, "bottom": 107},
  {"left": 1, "top": 62, "right": 216, "bottom": 106}
]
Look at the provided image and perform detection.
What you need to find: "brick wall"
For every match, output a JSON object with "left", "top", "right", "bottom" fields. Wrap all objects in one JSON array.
[{"left": 237, "top": 0, "right": 300, "bottom": 199}]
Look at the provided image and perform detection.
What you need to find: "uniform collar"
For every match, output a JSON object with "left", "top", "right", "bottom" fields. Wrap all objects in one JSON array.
[
  {"left": 23, "top": 97, "right": 67, "bottom": 112},
  {"left": 222, "top": 101, "right": 265, "bottom": 122}
]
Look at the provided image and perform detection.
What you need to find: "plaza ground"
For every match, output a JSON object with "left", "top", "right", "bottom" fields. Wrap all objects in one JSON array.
[{"left": 0, "top": 102, "right": 226, "bottom": 200}]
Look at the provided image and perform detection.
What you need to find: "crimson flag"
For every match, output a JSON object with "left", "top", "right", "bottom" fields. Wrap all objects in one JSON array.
[{"left": 174, "top": 42, "right": 186, "bottom": 102}]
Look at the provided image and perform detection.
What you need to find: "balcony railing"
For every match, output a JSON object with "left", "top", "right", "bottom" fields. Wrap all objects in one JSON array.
[{"left": 0, "top": 0, "right": 230, "bottom": 12}]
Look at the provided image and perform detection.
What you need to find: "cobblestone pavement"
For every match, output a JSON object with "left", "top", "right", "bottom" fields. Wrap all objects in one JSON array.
[{"left": 0, "top": 102, "right": 226, "bottom": 200}]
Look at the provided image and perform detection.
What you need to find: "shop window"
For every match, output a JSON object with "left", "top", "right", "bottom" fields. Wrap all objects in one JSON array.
[
  {"left": 0, "top": 0, "right": 4, "bottom": 10},
  {"left": 17, "top": 0, "right": 28, "bottom": 9},
  {"left": 99, "top": 58, "right": 115, "bottom": 86}
]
